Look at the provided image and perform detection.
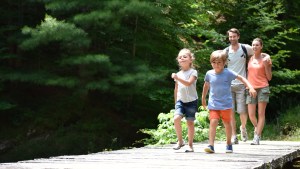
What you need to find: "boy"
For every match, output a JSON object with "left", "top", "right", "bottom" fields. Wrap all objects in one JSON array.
[{"left": 201, "top": 50, "right": 257, "bottom": 153}]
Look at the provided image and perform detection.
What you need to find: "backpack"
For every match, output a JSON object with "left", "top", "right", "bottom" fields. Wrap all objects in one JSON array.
[{"left": 225, "top": 44, "right": 249, "bottom": 72}]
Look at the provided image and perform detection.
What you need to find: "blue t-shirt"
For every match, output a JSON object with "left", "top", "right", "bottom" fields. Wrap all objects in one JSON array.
[{"left": 204, "top": 68, "right": 238, "bottom": 110}]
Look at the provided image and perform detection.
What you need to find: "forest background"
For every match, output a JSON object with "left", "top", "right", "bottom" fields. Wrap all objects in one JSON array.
[{"left": 0, "top": 0, "right": 299, "bottom": 162}]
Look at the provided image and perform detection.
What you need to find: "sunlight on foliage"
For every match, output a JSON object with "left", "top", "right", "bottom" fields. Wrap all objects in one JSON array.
[
  {"left": 21, "top": 15, "right": 90, "bottom": 50},
  {"left": 0, "top": 71, "right": 79, "bottom": 88},
  {"left": 0, "top": 102, "right": 16, "bottom": 111},
  {"left": 139, "top": 106, "right": 226, "bottom": 145},
  {"left": 85, "top": 81, "right": 110, "bottom": 91},
  {"left": 60, "top": 54, "right": 110, "bottom": 65}
]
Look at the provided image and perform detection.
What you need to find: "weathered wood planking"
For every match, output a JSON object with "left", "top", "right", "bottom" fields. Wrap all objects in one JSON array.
[{"left": 0, "top": 141, "right": 299, "bottom": 169}]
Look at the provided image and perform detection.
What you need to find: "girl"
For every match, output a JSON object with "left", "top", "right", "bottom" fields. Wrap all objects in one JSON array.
[
  {"left": 247, "top": 38, "right": 272, "bottom": 145},
  {"left": 171, "top": 48, "right": 198, "bottom": 152}
]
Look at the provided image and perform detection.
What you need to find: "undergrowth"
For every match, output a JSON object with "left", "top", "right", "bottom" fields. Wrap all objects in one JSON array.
[{"left": 140, "top": 105, "right": 300, "bottom": 145}]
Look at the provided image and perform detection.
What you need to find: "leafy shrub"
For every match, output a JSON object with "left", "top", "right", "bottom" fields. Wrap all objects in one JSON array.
[
  {"left": 260, "top": 104, "right": 300, "bottom": 141},
  {"left": 140, "top": 106, "right": 226, "bottom": 145}
]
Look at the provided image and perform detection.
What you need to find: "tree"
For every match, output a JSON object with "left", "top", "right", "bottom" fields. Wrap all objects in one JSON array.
[{"left": 195, "top": 0, "right": 300, "bottom": 119}]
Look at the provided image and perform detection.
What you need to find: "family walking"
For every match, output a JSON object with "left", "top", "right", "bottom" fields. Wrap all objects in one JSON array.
[{"left": 171, "top": 28, "right": 272, "bottom": 153}]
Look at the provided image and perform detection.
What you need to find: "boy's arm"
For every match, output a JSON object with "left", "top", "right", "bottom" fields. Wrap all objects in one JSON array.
[
  {"left": 236, "top": 75, "right": 257, "bottom": 98},
  {"left": 201, "top": 82, "right": 209, "bottom": 110}
]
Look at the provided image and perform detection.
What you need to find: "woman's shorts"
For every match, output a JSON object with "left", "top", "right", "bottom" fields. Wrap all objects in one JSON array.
[
  {"left": 174, "top": 100, "right": 198, "bottom": 121},
  {"left": 246, "top": 86, "right": 270, "bottom": 104}
]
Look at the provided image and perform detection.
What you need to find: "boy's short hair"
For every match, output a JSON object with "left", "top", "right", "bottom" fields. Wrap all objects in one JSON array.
[{"left": 210, "top": 50, "right": 227, "bottom": 63}]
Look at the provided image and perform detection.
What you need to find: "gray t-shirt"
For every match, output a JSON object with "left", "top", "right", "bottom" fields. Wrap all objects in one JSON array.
[
  {"left": 176, "top": 68, "right": 198, "bottom": 103},
  {"left": 225, "top": 43, "right": 253, "bottom": 85}
]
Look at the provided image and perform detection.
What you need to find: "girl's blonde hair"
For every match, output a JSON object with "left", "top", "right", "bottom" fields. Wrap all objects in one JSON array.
[
  {"left": 177, "top": 48, "right": 195, "bottom": 69},
  {"left": 210, "top": 50, "right": 227, "bottom": 63}
]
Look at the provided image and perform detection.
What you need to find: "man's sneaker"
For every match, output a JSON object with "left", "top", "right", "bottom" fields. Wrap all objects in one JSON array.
[
  {"left": 251, "top": 134, "right": 260, "bottom": 145},
  {"left": 231, "top": 135, "right": 239, "bottom": 144},
  {"left": 204, "top": 145, "right": 215, "bottom": 153},
  {"left": 240, "top": 126, "right": 248, "bottom": 142},
  {"left": 173, "top": 141, "right": 185, "bottom": 150},
  {"left": 226, "top": 144, "right": 233, "bottom": 153}
]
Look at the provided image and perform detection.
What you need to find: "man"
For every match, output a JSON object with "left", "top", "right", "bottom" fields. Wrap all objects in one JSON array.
[{"left": 224, "top": 28, "right": 253, "bottom": 144}]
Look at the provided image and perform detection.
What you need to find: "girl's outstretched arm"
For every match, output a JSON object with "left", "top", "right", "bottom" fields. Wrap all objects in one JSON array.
[{"left": 171, "top": 73, "right": 197, "bottom": 87}]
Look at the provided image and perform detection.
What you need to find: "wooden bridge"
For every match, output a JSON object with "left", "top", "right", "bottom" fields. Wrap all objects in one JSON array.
[{"left": 0, "top": 141, "right": 299, "bottom": 169}]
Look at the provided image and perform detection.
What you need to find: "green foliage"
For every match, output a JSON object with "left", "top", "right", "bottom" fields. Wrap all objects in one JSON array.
[
  {"left": 0, "top": 71, "right": 79, "bottom": 88},
  {"left": 0, "top": 0, "right": 300, "bottom": 162},
  {"left": 262, "top": 105, "right": 300, "bottom": 141},
  {"left": 0, "top": 102, "right": 16, "bottom": 111},
  {"left": 270, "top": 69, "right": 300, "bottom": 95},
  {"left": 60, "top": 54, "right": 110, "bottom": 65},
  {"left": 21, "top": 15, "right": 90, "bottom": 52},
  {"left": 140, "top": 107, "right": 226, "bottom": 145}
]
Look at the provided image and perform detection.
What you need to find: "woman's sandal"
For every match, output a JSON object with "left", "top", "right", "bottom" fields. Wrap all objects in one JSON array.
[{"left": 173, "top": 142, "right": 185, "bottom": 150}]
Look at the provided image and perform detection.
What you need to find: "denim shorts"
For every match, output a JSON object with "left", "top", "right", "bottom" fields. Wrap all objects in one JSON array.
[
  {"left": 246, "top": 86, "right": 270, "bottom": 104},
  {"left": 174, "top": 99, "right": 198, "bottom": 121},
  {"left": 231, "top": 84, "right": 247, "bottom": 114}
]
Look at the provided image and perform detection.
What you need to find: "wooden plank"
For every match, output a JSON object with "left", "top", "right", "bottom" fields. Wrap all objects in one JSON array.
[{"left": 0, "top": 141, "right": 299, "bottom": 169}]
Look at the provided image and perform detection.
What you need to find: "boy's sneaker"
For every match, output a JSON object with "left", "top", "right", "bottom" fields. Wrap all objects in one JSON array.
[
  {"left": 204, "top": 145, "right": 215, "bottom": 153},
  {"left": 240, "top": 126, "right": 248, "bottom": 142},
  {"left": 226, "top": 144, "right": 233, "bottom": 153},
  {"left": 251, "top": 134, "right": 260, "bottom": 145},
  {"left": 173, "top": 141, "right": 185, "bottom": 150},
  {"left": 231, "top": 135, "right": 239, "bottom": 144}
]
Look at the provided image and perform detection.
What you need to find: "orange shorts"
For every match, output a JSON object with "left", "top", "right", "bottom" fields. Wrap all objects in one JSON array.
[{"left": 209, "top": 109, "right": 232, "bottom": 122}]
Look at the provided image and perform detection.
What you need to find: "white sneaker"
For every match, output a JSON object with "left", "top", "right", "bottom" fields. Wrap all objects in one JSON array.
[
  {"left": 240, "top": 126, "right": 248, "bottom": 142},
  {"left": 251, "top": 134, "right": 260, "bottom": 145},
  {"left": 231, "top": 135, "right": 239, "bottom": 144},
  {"left": 185, "top": 146, "right": 194, "bottom": 152}
]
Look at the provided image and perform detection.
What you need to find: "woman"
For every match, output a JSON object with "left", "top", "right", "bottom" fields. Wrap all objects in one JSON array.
[{"left": 247, "top": 38, "right": 272, "bottom": 145}]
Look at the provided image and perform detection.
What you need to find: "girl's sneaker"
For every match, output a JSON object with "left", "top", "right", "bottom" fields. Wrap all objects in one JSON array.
[
  {"left": 204, "top": 145, "right": 215, "bottom": 153},
  {"left": 226, "top": 144, "right": 233, "bottom": 153},
  {"left": 185, "top": 146, "right": 194, "bottom": 152},
  {"left": 231, "top": 135, "right": 239, "bottom": 144}
]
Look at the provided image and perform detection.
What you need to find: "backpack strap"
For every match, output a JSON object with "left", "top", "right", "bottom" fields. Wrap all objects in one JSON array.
[
  {"left": 225, "top": 46, "right": 229, "bottom": 54},
  {"left": 241, "top": 44, "right": 249, "bottom": 73},
  {"left": 240, "top": 44, "right": 248, "bottom": 58}
]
